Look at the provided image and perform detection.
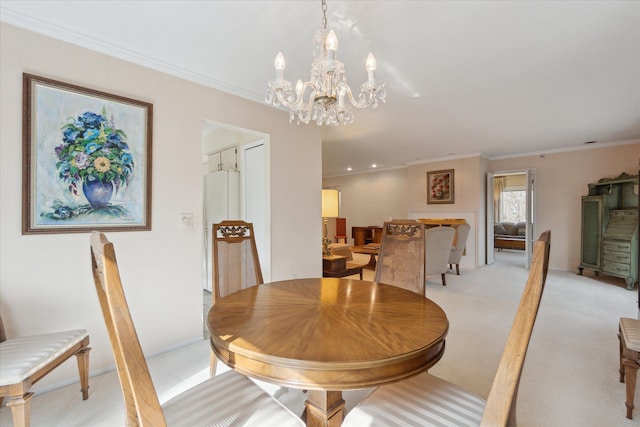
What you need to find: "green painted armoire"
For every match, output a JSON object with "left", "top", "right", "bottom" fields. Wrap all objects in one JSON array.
[{"left": 578, "top": 172, "right": 639, "bottom": 290}]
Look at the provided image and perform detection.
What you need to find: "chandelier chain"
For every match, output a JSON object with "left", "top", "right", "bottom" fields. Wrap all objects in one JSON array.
[{"left": 322, "top": 0, "right": 328, "bottom": 29}]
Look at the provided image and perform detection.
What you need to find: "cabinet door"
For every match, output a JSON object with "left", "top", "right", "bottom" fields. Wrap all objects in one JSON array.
[
  {"left": 220, "top": 147, "right": 237, "bottom": 170},
  {"left": 580, "top": 196, "right": 602, "bottom": 269}
]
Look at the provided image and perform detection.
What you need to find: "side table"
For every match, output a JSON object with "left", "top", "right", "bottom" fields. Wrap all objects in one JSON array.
[{"left": 322, "top": 255, "right": 364, "bottom": 280}]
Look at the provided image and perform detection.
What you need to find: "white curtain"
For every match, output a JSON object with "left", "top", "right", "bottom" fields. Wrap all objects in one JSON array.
[{"left": 493, "top": 177, "right": 505, "bottom": 222}]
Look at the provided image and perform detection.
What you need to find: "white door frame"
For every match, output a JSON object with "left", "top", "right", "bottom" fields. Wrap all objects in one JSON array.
[
  {"left": 486, "top": 172, "right": 495, "bottom": 265},
  {"left": 487, "top": 168, "right": 536, "bottom": 268}
]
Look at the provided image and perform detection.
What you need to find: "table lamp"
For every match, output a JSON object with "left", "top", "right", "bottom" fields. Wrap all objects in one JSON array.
[{"left": 322, "top": 189, "right": 340, "bottom": 256}]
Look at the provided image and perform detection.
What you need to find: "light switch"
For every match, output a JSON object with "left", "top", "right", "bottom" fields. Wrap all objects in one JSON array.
[{"left": 179, "top": 212, "right": 193, "bottom": 229}]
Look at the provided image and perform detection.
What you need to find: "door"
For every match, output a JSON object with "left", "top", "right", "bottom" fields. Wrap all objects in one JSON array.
[{"left": 242, "top": 140, "right": 270, "bottom": 282}]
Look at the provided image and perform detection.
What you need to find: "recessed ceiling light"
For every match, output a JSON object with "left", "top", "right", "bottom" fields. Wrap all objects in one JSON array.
[
  {"left": 372, "top": 164, "right": 377, "bottom": 168},
  {"left": 347, "top": 167, "right": 352, "bottom": 171}
]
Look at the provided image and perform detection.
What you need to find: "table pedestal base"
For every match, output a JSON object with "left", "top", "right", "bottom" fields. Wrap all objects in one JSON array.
[
  {"left": 363, "top": 253, "right": 377, "bottom": 270},
  {"left": 304, "top": 390, "right": 345, "bottom": 427}
]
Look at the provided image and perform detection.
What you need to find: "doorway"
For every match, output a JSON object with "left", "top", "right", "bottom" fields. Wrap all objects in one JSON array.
[
  {"left": 201, "top": 121, "right": 270, "bottom": 329},
  {"left": 487, "top": 169, "right": 535, "bottom": 268}
]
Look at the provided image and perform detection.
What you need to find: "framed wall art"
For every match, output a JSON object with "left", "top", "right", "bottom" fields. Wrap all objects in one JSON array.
[
  {"left": 427, "top": 169, "right": 454, "bottom": 204},
  {"left": 22, "top": 73, "right": 153, "bottom": 234}
]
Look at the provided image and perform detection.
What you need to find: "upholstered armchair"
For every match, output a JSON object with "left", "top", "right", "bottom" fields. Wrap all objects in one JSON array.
[
  {"left": 448, "top": 223, "right": 471, "bottom": 275},
  {"left": 425, "top": 226, "right": 455, "bottom": 286}
]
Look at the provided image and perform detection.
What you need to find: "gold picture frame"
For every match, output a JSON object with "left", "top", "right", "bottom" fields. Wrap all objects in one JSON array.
[
  {"left": 23, "top": 73, "right": 153, "bottom": 234},
  {"left": 427, "top": 169, "right": 454, "bottom": 204}
]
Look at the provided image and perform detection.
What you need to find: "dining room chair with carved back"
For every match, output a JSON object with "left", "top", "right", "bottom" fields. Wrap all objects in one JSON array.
[
  {"left": 344, "top": 230, "right": 551, "bottom": 427},
  {"left": 210, "top": 220, "right": 264, "bottom": 375},
  {"left": 212, "top": 220, "right": 264, "bottom": 304},
  {"left": 448, "top": 222, "right": 471, "bottom": 275},
  {"left": 0, "top": 310, "right": 90, "bottom": 427},
  {"left": 89, "top": 231, "right": 304, "bottom": 427},
  {"left": 425, "top": 226, "right": 456, "bottom": 286},
  {"left": 374, "top": 220, "right": 426, "bottom": 295}
]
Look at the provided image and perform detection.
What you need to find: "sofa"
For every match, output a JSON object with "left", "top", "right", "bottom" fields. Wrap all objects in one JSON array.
[
  {"left": 328, "top": 243, "right": 353, "bottom": 260},
  {"left": 494, "top": 221, "right": 526, "bottom": 250}
]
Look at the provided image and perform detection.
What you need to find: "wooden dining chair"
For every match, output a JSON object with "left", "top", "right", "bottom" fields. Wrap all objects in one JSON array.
[
  {"left": 425, "top": 226, "right": 456, "bottom": 286},
  {"left": 344, "top": 230, "right": 551, "bottom": 427},
  {"left": 0, "top": 315, "right": 90, "bottom": 427},
  {"left": 212, "top": 220, "right": 264, "bottom": 304},
  {"left": 210, "top": 220, "right": 263, "bottom": 375},
  {"left": 334, "top": 217, "right": 347, "bottom": 243},
  {"left": 375, "top": 221, "right": 426, "bottom": 295},
  {"left": 619, "top": 317, "right": 640, "bottom": 419},
  {"left": 89, "top": 231, "right": 304, "bottom": 427}
]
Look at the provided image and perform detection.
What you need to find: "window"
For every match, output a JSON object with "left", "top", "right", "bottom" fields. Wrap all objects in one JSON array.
[
  {"left": 500, "top": 189, "right": 526, "bottom": 222},
  {"left": 496, "top": 173, "right": 527, "bottom": 223}
]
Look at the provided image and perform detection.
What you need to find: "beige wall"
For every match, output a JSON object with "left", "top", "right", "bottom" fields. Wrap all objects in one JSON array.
[
  {"left": 0, "top": 23, "right": 322, "bottom": 390},
  {"left": 324, "top": 143, "right": 640, "bottom": 272},
  {"left": 490, "top": 143, "right": 640, "bottom": 272},
  {"left": 323, "top": 168, "right": 409, "bottom": 241}
]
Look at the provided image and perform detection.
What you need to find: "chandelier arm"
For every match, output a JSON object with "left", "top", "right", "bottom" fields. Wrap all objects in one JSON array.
[
  {"left": 340, "top": 84, "right": 377, "bottom": 109},
  {"left": 274, "top": 81, "right": 318, "bottom": 110}
]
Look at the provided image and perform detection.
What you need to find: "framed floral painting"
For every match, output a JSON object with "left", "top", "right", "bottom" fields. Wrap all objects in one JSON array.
[
  {"left": 22, "top": 73, "right": 153, "bottom": 234},
  {"left": 427, "top": 169, "right": 454, "bottom": 204}
]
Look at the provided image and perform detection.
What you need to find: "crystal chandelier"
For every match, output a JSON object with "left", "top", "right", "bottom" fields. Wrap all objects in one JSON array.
[{"left": 265, "top": 0, "right": 386, "bottom": 126}]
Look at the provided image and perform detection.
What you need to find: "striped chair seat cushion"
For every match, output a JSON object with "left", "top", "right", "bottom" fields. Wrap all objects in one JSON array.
[
  {"left": 343, "top": 373, "right": 486, "bottom": 427},
  {"left": 620, "top": 317, "right": 640, "bottom": 352},
  {"left": 0, "top": 329, "right": 88, "bottom": 385},
  {"left": 162, "top": 370, "right": 304, "bottom": 426}
]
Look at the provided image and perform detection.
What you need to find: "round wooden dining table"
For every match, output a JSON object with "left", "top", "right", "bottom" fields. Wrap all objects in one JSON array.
[{"left": 207, "top": 277, "right": 449, "bottom": 427}]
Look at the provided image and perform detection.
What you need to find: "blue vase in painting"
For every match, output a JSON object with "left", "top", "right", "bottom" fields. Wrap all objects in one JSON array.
[{"left": 83, "top": 179, "right": 113, "bottom": 209}]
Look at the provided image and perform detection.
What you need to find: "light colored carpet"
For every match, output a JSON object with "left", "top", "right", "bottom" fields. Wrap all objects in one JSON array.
[{"left": 1, "top": 251, "right": 638, "bottom": 426}]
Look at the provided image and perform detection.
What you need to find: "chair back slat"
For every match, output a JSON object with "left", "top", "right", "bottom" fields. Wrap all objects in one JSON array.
[
  {"left": 480, "top": 230, "right": 551, "bottom": 426},
  {"left": 375, "top": 221, "right": 426, "bottom": 295},
  {"left": 90, "top": 231, "right": 166, "bottom": 426}
]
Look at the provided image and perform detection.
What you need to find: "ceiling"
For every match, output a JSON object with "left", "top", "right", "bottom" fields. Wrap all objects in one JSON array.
[{"left": 2, "top": 1, "right": 639, "bottom": 177}]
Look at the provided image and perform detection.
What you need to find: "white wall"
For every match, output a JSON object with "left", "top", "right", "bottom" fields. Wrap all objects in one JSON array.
[
  {"left": 323, "top": 168, "right": 409, "bottom": 244},
  {"left": 0, "top": 23, "right": 322, "bottom": 390}
]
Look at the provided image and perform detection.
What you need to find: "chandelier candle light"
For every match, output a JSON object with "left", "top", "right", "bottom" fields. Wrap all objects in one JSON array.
[{"left": 266, "top": 0, "right": 386, "bottom": 125}]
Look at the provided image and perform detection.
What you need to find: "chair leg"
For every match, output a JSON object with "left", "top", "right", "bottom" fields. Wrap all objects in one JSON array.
[
  {"left": 210, "top": 350, "right": 218, "bottom": 377},
  {"left": 623, "top": 358, "right": 638, "bottom": 419},
  {"left": 620, "top": 333, "right": 626, "bottom": 383},
  {"left": 441, "top": 273, "right": 446, "bottom": 286},
  {"left": 76, "top": 346, "right": 91, "bottom": 400},
  {"left": 455, "top": 264, "right": 460, "bottom": 275},
  {"left": 7, "top": 392, "right": 34, "bottom": 427}
]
